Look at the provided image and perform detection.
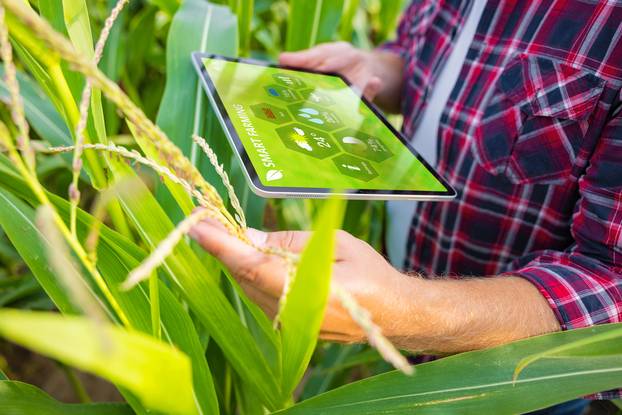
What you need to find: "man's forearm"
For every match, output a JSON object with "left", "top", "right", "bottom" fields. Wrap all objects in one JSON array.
[
  {"left": 381, "top": 273, "right": 561, "bottom": 353},
  {"left": 368, "top": 50, "right": 405, "bottom": 113}
]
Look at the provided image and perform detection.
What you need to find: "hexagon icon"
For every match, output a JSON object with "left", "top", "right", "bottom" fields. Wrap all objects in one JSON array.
[
  {"left": 275, "top": 124, "right": 340, "bottom": 159},
  {"left": 334, "top": 129, "right": 393, "bottom": 163},
  {"left": 250, "top": 103, "right": 291, "bottom": 124},
  {"left": 264, "top": 84, "right": 300, "bottom": 103},
  {"left": 272, "top": 72, "right": 306, "bottom": 89},
  {"left": 287, "top": 103, "right": 343, "bottom": 131},
  {"left": 332, "top": 154, "right": 378, "bottom": 182},
  {"left": 300, "top": 88, "right": 334, "bottom": 106}
]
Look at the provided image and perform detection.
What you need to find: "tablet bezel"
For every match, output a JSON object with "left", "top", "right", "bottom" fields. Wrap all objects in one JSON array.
[{"left": 192, "top": 52, "right": 456, "bottom": 200}]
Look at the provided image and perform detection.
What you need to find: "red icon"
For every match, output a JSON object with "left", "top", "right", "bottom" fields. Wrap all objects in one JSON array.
[{"left": 261, "top": 107, "right": 276, "bottom": 120}]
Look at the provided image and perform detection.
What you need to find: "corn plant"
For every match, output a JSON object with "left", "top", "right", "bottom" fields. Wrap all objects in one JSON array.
[{"left": 0, "top": 1, "right": 620, "bottom": 414}]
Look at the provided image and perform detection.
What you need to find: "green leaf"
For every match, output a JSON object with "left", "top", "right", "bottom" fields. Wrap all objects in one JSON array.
[
  {"left": 62, "top": 0, "right": 94, "bottom": 60},
  {"left": 100, "top": 0, "right": 128, "bottom": 136},
  {"left": 157, "top": 0, "right": 237, "bottom": 160},
  {"left": 0, "top": 188, "right": 77, "bottom": 314},
  {"left": 62, "top": 0, "right": 108, "bottom": 141},
  {"left": 278, "top": 324, "right": 622, "bottom": 414},
  {"left": 514, "top": 326, "right": 622, "bottom": 379},
  {"left": 301, "top": 343, "right": 365, "bottom": 399},
  {"left": 286, "top": 0, "right": 344, "bottom": 51},
  {"left": 108, "top": 161, "right": 282, "bottom": 408},
  {"left": 0, "top": 275, "right": 41, "bottom": 308},
  {"left": 0, "top": 68, "right": 72, "bottom": 147},
  {"left": 339, "top": 0, "right": 360, "bottom": 41},
  {"left": 279, "top": 198, "right": 345, "bottom": 397},
  {"left": 0, "top": 162, "right": 218, "bottom": 415},
  {"left": 375, "top": 0, "right": 407, "bottom": 43},
  {"left": 155, "top": 0, "right": 237, "bottom": 219},
  {"left": 125, "top": 6, "right": 157, "bottom": 87},
  {"left": 229, "top": 157, "right": 266, "bottom": 228},
  {"left": 148, "top": 0, "right": 180, "bottom": 15},
  {"left": 0, "top": 381, "right": 133, "bottom": 415},
  {"left": 231, "top": 0, "right": 253, "bottom": 56},
  {"left": 37, "top": 0, "right": 85, "bottom": 106},
  {"left": 315, "top": 0, "right": 344, "bottom": 44},
  {"left": 0, "top": 309, "right": 198, "bottom": 415}
]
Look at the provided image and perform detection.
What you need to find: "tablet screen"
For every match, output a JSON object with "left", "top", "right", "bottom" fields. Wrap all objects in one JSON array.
[{"left": 196, "top": 55, "right": 454, "bottom": 198}]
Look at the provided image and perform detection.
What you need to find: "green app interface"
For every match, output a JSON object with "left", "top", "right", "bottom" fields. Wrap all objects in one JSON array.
[{"left": 203, "top": 58, "right": 447, "bottom": 192}]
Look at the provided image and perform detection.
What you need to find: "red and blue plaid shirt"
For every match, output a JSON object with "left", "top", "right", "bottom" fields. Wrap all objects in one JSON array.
[{"left": 383, "top": 0, "right": 622, "bottom": 399}]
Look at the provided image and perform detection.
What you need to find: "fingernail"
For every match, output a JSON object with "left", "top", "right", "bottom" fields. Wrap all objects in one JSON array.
[{"left": 247, "top": 228, "right": 268, "bottom": 247}]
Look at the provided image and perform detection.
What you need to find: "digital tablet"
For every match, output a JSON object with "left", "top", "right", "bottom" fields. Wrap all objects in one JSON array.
[{"left": 192, "top": 53, "right": 456, "bottom": 200}]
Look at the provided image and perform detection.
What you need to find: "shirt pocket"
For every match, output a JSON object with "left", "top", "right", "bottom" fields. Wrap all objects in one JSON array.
[{"left": 471, "top": 54, "right": 606, "bottom": 185}]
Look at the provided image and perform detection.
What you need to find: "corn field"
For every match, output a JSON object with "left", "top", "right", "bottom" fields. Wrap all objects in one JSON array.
[{"left": 0, "top": 0, "right": 620, "bottom": 414}]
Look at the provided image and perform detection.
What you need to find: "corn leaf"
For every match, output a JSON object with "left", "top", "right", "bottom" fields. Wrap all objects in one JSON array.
[
  {"left": 124, "top": 6, "right": 157, "bottom": 89},
  {"left": 100, "top": 0, "right": 127, "bottom": 136},
  {"left": 0, "top": 381, "right": 133, "bottom": 415},
  {"left": 230, "top": 156, "right": 267, "bottom": 228},
  {"left": 285, "top": 0, "right": 344, "bottom": 51},
  {"left": 62, "top": 0, "right": 108, "bottom": 142},
  {"left": 279, "top": 199, "right": 345, "bottom": 397},
  {"left": 0, "top": 189, "right": 77, "bottom": 315},
  {"left": 315, "top": 0, "right": 343, "bottom": 44},
  {"left": 6, "top": 12, "right": 106, "bottom": 189},
  {"left": 93, "top": 233, "right": 220, "bottom": 415},
  {"left": 37, "top": 0, "right": 85, "bottom": 104},
  {"left": 0, "top": 309, "right": 198, "bottom": 415},
  {"left": 0, "top": 68, "right": 71, "bottom": 147},
  {"left": 277, "top": 324, "right": 622, "bottom": 414},
  {"left": 230, "top": 0, "right": 253, "bottom": 56},
  {"left": 0, "top": 161, "right": 218, "bottom": 415},
  {"left": 0, "top": 68, "right": 88, "bottom": 181},
  {"left": 514, "top": 326, "right": 622, "bottom": 378},
  {"left": 148, "top": 0, "right": 180, "bottom": 15},
  {"left": 109, "top": 162, "right": 282, "bottom": 408},
  {"left": 376, "top": 0, "right": 408, "bottom": 43},
  {"left": 339, "top": 0, "right": 360, "bottom": 40},
  {"left": 155, "top": 0, "right": 237, "bottom": 219}
]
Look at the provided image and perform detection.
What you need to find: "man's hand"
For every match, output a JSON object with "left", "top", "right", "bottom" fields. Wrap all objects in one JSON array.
[
  {"left": 189, "top": 214, "right": 560, "bottom": 353},
  {"left": 280, "top": 42, "right": 405, "bottom": 113},
  {"left": 189, "top": 214, "right": 406, "bottom": 343}
]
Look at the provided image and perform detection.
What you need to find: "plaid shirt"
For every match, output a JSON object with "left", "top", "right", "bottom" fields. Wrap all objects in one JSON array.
[{"left": 383, "top": 0, "right": 622, "bottom": 399}]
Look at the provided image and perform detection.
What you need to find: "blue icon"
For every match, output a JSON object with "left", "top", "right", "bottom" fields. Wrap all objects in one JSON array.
[
  {"left": 267, "top": 87, "right": 280, "bottom": 97},
  {"left": 297, "top": 107, "right": 324, "bottom": 125}
]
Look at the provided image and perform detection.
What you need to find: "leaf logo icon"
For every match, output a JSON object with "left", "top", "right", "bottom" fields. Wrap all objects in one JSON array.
[{"left": 266, "top": 170, "right": 283, "bottom": 182}]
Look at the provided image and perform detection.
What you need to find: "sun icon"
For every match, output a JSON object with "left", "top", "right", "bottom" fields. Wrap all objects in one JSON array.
[{"left": 288, "top": 127, "right": 313, "bottom": 152}]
